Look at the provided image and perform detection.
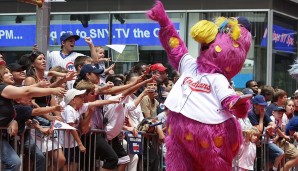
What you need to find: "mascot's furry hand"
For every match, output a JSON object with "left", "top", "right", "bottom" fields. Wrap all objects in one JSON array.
[
  {"left": 147, "top": 0, "right": 188, "bottom": 70},
  {"left": 223, "top": 95, "right": 251, "bottom": 119},
  {"left": 231, "top": 99, "right": 251, "bottom": 118},
  {"left": 147, "top": 1, "right": 171, "bottom": 27}
]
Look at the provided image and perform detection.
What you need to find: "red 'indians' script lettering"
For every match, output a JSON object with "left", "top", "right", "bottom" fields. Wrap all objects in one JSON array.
[{"left": 182, "top": 77, "right": 211, "bottom": 93}]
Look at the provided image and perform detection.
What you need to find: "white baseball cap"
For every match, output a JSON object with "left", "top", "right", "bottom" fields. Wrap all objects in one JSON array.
[{"left": 64, "top": 89, "right": 86, "bottom": 105}]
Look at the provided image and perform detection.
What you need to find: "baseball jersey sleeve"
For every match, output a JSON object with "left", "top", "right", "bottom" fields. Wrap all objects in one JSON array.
[
  {"left": 178, "top": 54, "right": 197, "bottom": 74},
  {"left": 212, "top": 74, "right": 235, "bottom": 103}
]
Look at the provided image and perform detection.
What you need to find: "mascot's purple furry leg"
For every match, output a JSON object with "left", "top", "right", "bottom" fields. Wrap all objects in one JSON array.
[{"left": 165, "top": 111, "right": 243, "bottom": 171}]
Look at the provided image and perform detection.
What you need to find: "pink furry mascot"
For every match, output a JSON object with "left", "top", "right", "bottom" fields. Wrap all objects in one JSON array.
[{"left": 147, "top": 1, "right": 252, "bottom": 171}]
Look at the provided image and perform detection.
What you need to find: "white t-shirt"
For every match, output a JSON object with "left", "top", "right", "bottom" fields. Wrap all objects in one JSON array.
[
  {"left": 47, "top": 51, "right": 83, "bottom": 72},
  {"left": 104, "top": 94, "right": 128, "bottom": 140},
  {"left": 126, "top": 95, "right": 144, "bottom": 128},
  {"left": 60, "top": 103, "right": 89, "bottom": 148},
  {"left": 270, "top": 115, "right": 284, "bottom": 129},
  {"left": 164, "top": 54, "right": 235, "bottom": 124}
]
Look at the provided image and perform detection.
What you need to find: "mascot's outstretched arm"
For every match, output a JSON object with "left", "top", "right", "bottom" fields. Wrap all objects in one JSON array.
[
  {"left": 147, "top": 1, "right": 188, "bottom": 70},
  {"left": 222, "top": 95, "right": 251, "bottom": 119}
]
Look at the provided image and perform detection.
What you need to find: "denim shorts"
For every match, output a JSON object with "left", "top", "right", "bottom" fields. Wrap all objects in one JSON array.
[{"left": 268, "top": 143, "right": 284, "bottom": 162}]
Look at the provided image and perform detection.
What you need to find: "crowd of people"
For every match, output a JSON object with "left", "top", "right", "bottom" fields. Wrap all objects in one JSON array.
[
  {"left": 234, "top": 80, "right": 298, "bottom": 171},
  {"left": 0, "top": 33, "right": 178, "bottom": 171},
  {"left": 1, "top": 31, "right": 298, "bottom": 171}
]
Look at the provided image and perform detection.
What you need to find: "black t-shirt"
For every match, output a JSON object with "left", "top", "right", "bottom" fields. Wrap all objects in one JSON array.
[
  {"left": 0, "top": 84, "right": 16, "bottom": 126},
  {"left": 34, "top": 95, "right": 51, "bottom": 107},
  {"left": 14, "top": 104, "right": 33, "bottom": 134}
]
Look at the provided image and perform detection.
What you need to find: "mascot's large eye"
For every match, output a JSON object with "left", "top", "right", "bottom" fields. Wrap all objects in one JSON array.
[{"left": 223, "top": 27, "right": 231, "bottom": 34}]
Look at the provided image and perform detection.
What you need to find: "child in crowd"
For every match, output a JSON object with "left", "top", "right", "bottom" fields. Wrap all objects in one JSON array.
[
  {"left": 61, "top": 88, "right": 121, "bottom": 171},
  {"left": 235, "top": 117, "right": 260, "bottom": 171},
  {"left": 93, "top": 46, "right": 115, "bottom": 84},
  {"left": 233, "top": 91, "right": 259, "bottom": 171},
  {"left": 93, "top": 46, "right": 109, "bottom": 70},
  {"left": 14, "top": 95, "right": 63, "bottom": 171},
  {"left": 270, "top": 106, "right": 298, "bottom": 171}
]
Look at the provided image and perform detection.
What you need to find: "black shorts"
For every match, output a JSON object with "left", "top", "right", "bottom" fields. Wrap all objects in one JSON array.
[
  {"left": 64, "top": 146, "right": 80, "bottom": 163},
  {"left": 111, "top": 136, "right": 127, "bottom": 158}
]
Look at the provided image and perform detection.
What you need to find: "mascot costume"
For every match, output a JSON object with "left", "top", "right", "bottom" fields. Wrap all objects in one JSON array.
[{"left": 147, "top": 1, "right": 252, "bottom": 170}]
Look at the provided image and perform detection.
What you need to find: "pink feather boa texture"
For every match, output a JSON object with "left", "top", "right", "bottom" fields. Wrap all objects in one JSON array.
[
  {"left": 147, "top": 1, "right": 252, "bottom": 170},
  {"left": 147, "top": 1, "right": 188, "bottom": 70},
  {"left": 222, "top": 95, "right": 251, "bottom": 118},
  {"left": 166, "top": 111, "right": 243, "bottom": 170}
]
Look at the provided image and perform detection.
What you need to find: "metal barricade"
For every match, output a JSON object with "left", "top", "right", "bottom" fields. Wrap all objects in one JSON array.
[
  {"left": 233, "top": 132, "right": 298, "bottom": 171},
  {"left": 0, "top": 127, "right": 165, "bottom": 171}
]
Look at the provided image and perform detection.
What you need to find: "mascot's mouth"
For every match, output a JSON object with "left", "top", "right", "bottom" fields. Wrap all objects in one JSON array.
[{"left": 201, "top": 44, "right": 210, "bottom": 51}]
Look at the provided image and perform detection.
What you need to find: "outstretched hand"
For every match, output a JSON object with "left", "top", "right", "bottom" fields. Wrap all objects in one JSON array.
[
  {"left": 147, "top": 1, "right": 170, "bottom": 27},
  {"left": 231, "top": 99, "right": 251, "bottom": 119},
  {"left": 52, "top": 87, "right": 67, "bottom": 97}
]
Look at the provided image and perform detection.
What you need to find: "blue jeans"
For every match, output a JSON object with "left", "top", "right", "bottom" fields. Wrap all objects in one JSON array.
[
  {"left": 23, "top": 132, "right": 45, "bottom": 171},
  {"left": 1, "top": 138, "right": 21, "bottom": 171},
  {"left": 268, "top": 142, "right": 284, "bottom": 163}
]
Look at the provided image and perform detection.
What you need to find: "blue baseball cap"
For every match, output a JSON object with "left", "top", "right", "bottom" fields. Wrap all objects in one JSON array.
[
  {"left": 252, "top": 95, "right": 267, "bottom": 106},
  {"left": 60, "top": 32, "right": 80, "bottom": 43},
  {"left": 272, "top": 106, "right": 286, "bottom": 112},
  {"left": 79, "top": 64, "right": 104, "bottom": 77},
  {"left": 286, "top": 116, "right": 298, "bottom": 135},
  {"left": 237, "top": 16, "right": 251, "bottom": 32}
]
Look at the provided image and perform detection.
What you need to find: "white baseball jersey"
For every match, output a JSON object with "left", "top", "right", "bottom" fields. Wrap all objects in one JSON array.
[
  {"left": 164, "top": 54, "right": 236, "bottom": 124},
  {"left": 46, "top": 51, "right": 83, "bottom": 72}
]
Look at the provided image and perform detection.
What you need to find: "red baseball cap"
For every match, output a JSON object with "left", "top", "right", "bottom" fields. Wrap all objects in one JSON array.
[{"left": 151, "top": 63, "right": 167, "bottom": 72}]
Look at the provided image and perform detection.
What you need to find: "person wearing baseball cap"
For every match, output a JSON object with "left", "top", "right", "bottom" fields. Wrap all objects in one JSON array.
[
  {"left": 269, "top": 106, "right": 286, "bottom": 130},
  {"left": 270, "top": 106, "right": 298, "bottom": 171},
  {"left": 60, "top": 32, "right": 80, "bottom": 46},
  {"left": 73, "top": 64, "right": 104, "bottom": 88},
  {"left": 63, "top": 88, "right": 86, "bottom": 105},
  {"left": 248, "top": 95, "right": 284, "bottom": 171},
  {"left": 79, "top": 64, "right": 104, "bottom": 76},
  {"left": 46, "top": 32, "right": 96, "bottom": 79},
  {"left": 7, "top": 63, "right": 26, "bottom": 86},
  {"left": 249, "top": 95, "right": 272, "bottom": 131},
  {"left": 151, "top": 63, "right": 167, "bottom": 73},
  {"left": 150, "top": 63, "right": 168, "bottom": 113}
]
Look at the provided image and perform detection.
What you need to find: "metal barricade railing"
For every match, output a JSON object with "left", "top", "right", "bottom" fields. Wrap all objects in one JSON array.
[
  {"left": 0, "top": 127, "right": 164, "bottom": 171},
  {"left": 233, "top": 131, "right": 298, "bottom": 171},
  {"left": 8, "top": 124, "right": 298, "bottom": 171}
]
